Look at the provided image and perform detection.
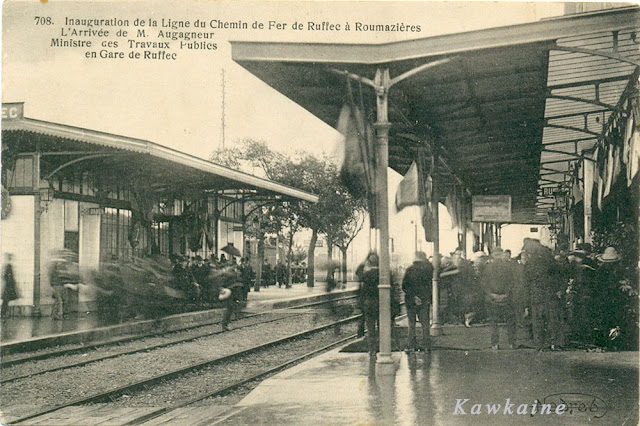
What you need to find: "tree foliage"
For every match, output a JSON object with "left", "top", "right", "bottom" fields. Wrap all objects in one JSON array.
[{"left": 210, "top": 139, "right": 368, "bottom": 287}]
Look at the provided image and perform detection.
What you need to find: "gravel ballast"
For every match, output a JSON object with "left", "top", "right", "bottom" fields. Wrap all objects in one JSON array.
[{"left": 0, "top": 312, "right": 351, "bottom": 414}]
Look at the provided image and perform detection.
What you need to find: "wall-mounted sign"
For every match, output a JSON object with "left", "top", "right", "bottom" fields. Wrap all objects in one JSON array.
[
  {"left": 472, "top": 195, "right": 512, "bottom": 222},
  {"left": 1, "top": 103, "right": 24, "bottom": 121}
]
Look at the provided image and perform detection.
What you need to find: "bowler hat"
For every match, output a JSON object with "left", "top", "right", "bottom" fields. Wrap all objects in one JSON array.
[{"left": 414, "top": 251, "right": 428, "bottom": 262}]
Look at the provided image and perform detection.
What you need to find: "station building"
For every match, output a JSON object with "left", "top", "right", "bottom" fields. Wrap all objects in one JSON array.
[{"left": 1, "top": 102, "right": 317, "bottom": 316}]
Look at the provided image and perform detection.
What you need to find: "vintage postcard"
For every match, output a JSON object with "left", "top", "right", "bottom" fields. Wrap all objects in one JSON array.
[{"left": 1, "top": 1, "right": 638, "bottom": 425}]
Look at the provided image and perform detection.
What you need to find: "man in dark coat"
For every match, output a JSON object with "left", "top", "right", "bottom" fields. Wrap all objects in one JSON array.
[
  {"left": 522, "top": 239, "right": 562, "bottom": 350},
  {"left": 402, "top": 252, "right": 433, "bottom": 351},
  {"left": 238, "top": 258, "right": 254, "bottom": 301},
  {"left": 359, "top": 253, "right": 380, "bottom": 352},
  {"left": 2, "top": 253, "right": 19, "bottom": 314},
  {"left": 480, "top": 247, "right": 518, "bottom": 349},
  {"left": 191, "top": 256, "right": 210, "bottom": 302}
]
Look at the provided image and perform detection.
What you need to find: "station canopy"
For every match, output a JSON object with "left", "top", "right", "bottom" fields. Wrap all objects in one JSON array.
[
  {"left": 1, "top": 108, "right": 319, "bottom": 203},
  {"left": 231, "top": 6, "right": 640, "bottom": 223}
]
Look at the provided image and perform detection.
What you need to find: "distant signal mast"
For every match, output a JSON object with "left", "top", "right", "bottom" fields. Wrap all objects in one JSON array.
[{"left": 220, "top": 68, "right": 226, "bottom": 150}]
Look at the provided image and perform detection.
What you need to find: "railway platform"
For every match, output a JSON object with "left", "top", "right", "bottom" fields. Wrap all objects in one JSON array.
[
  {"left": 0, "top": 281, "right": 358, "bottom": 350},
  {"left": 208, "top": 324, "right": 638, "bottom": 426}
]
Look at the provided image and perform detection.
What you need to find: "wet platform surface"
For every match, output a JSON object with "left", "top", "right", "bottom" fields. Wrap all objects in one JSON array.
[
  {"left": 219, "top": 326, "right": 638, "bottom": 426},
  {"left": 0, "top": 282, "right": 356, "bottom": 345}
]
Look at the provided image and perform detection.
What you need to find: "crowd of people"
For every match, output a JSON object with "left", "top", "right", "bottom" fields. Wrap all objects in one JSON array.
[
  {"left": 44, "top": 250, "right": 311, "bottom": 331},
  {"left": 356, "top": 239, "right": 638, "bottom": 353},
  {"left": 257, "top": 260, "right": 308, "bottom": 288}
]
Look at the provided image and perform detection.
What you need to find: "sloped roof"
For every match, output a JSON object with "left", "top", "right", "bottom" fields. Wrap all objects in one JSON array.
[
  {"left": 2, "top": 112, "right": 319, "bottom": 203},
  {"left": 230, "top": 6, "right": 639, "bottom": 223}
]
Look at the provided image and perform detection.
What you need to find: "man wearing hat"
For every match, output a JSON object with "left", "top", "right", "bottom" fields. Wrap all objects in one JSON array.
[
  {"left": 592, "top": 246, "right": 629, "bottom": 349},
  {"left": 402, "top": 251, "right": 433, "bottom": 352},
  {"left": 522, "top": 240, "right": 563, "bottom": 350},
  {"left": 566, "top": 245, "right": 597, "bottom": 342},
  {"left": 480, "top": 247, "right": 519, "bottom": 349}
]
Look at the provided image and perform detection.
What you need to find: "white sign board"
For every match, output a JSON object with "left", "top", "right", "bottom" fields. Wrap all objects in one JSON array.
[{"left": 472, "top": 195, "right": 512, "bottom": 222}]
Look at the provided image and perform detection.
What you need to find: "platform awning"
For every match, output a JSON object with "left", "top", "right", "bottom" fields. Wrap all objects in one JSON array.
[
  {"left": 2, "top": 112, "right": 319, "bottom": 203},
  {"left": 230, "top": 6, "right": 640, "bottom": 223}
]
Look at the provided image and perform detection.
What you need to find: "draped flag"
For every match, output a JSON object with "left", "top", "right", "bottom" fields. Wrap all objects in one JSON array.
[
  {"left": 584, "top": 149, "right": 595, "bottom": 215},
  {"left": 445, "top": 190, "right": 462, "bottom": 229},
  {"left": 572, "top": 177, "right": 583, "bottom": 205},
  {"left": 395, "top": 162, "right": 425, "bottom": 211},
  {"left": 421, "top": 203, "right": 437, "bottom": 242},
  {"left": 336, "top": 102, "right": 377, "bottom": 227}
]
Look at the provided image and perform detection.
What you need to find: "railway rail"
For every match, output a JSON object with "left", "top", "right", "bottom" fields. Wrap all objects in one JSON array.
[
  {"left": 9, "top": 315, "right": 361, "bottom": 425},
  {"left": 1, "top": 296, "right": 359, "bottom": 384}
]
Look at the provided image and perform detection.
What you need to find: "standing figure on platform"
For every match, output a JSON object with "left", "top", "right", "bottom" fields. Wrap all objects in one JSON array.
[
  {"left": 592, "top": 247, "right": 635, "bottom": 350},
  {"left": 402, "top": 251, "right": 433, "bottom": 352},
  {"left": 275, "top": 261, "right": 287, "bottom": 288},
  {"left": 239, "top": 258, "right": 254, "bottom": 301},
  {"left": 2, "top": 253, "right": 19, "bottom": 314},
  {"left": 359, "top": 252, "right": 380, "bottom": 352},
  {"left": 191, "top": 256, "right": 210, "bottom": 303},
  {"left": 49, "top": 249, "right": 79, "bottom": 320},
  {"left": 480, "top": 248, "right": 518, "bottom": 350},
  {"left": 521, "top": 239, "right": 561, "bottom": 350}
]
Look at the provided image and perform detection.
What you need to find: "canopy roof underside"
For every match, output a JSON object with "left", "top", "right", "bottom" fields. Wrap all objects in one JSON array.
[
  {"left": 231, "top": 6, "right": 639, "bottom": 224},
  {"left": 2, "top": 117, "right": 319, "bottom": 203}
]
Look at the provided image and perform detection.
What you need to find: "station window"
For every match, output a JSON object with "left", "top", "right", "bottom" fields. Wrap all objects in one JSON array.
[
  {"left": 151, "top": 221, "right": 170, "bottom": 255},
  {"left": 100, "top": 207, "right": 149, "bottom": 261},
  {"left": 6, "top": 156, "right": 34, "bottom": 189}
]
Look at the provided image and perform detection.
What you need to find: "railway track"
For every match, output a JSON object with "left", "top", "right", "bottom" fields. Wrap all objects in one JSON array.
[
  {"left": 1, "top": 296, "right": 359, "bottom": 384},
  {"left": 9, "top": 315, "right": 361, "bottom": 425}
]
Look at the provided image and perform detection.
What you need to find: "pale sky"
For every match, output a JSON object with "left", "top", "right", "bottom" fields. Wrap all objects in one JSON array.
[{"left": 2, "top": 1, "right": 566, "bottom": 161}]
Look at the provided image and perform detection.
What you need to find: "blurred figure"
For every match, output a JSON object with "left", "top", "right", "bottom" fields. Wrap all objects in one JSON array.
[
  {"left": 359, "top": 252, "right": 380, "bottom": 352},
  {"left": 326, "top": 261, "right": 338, "bottom": 292},
  {"left": 218, "top": 263, "right": 244, "bottom": 331},
  {"left": 522, "top": 238, "right": 561, "bottom": 350},
  {"left": 191, "top": 256, "right": 211, "bottom": 303},
  {"left": 2, "top": 253, "right": 19, "bottom": 314},
  {"left": 468, "top": 251, "right": 489, "bottom": 325},
  {"left": 566, "top": 245, "right": 596, "bottom": 344},
  {"left": 262, "top": 260, "right": 274, "bottom": 287},
  {"left": 172, "top": 256, "right": 199, "bottom": 302},
  {"left": 91, "top": 256, "right": 120, "bottom": 323},
  {"left": 238, "top": 258, "right": 254, "bottom": 301},
  {"left": 275, "top": 261, "right": 287, "bottom": 288},
  {"left": 480, "top": 247, "right": 518, "bottom": 349},
  {"left": 592, "top": 247, "right": 635, "bottom": 350},
  {"left": 452, "top": 249, "right": 483, "bottom": 328},
  {"left": 402, "top": 251, "right": 433, "bottom": 352},
  {"left": 49, "top": 249, "right": 80, "bottom": 320}
]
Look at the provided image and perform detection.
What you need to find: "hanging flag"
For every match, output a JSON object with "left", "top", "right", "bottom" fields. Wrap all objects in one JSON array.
[
  {"left": 395, "top": 162, "right": 425, "bottom": 211},
  {"left": 336, "top": 102, "right": 377, "bottom": 227},
  {"left": 584, "top": 150, "right": 595, "bottom": 215},
  {"left": 445, "top": 191, "right": 461, "bottom": 229},
  {"left": 630, "top": 127, "right": 640, "bottom": 183},
  {"left": 421, "top": 203, "right": 437, "bottom": 242},
  {"left": 572, "top": 177, "right": 582, "bottom": 205},
  {"left": 337, "top": 104, "right": 368, "bottom": 198}
]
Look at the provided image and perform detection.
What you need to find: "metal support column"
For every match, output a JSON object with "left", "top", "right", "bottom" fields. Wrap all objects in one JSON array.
[
  {"left": 430, "top": 180, "right": 442, "bottom": 336},
  {"left": 32, "top": 152, "right": 42, "bottom": 316},
  {"left": 373, "top": 67, "right": 393, "bottom": 366},
  {"left": 461, "top": 201, "right": 468, "bottom": 256}
]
